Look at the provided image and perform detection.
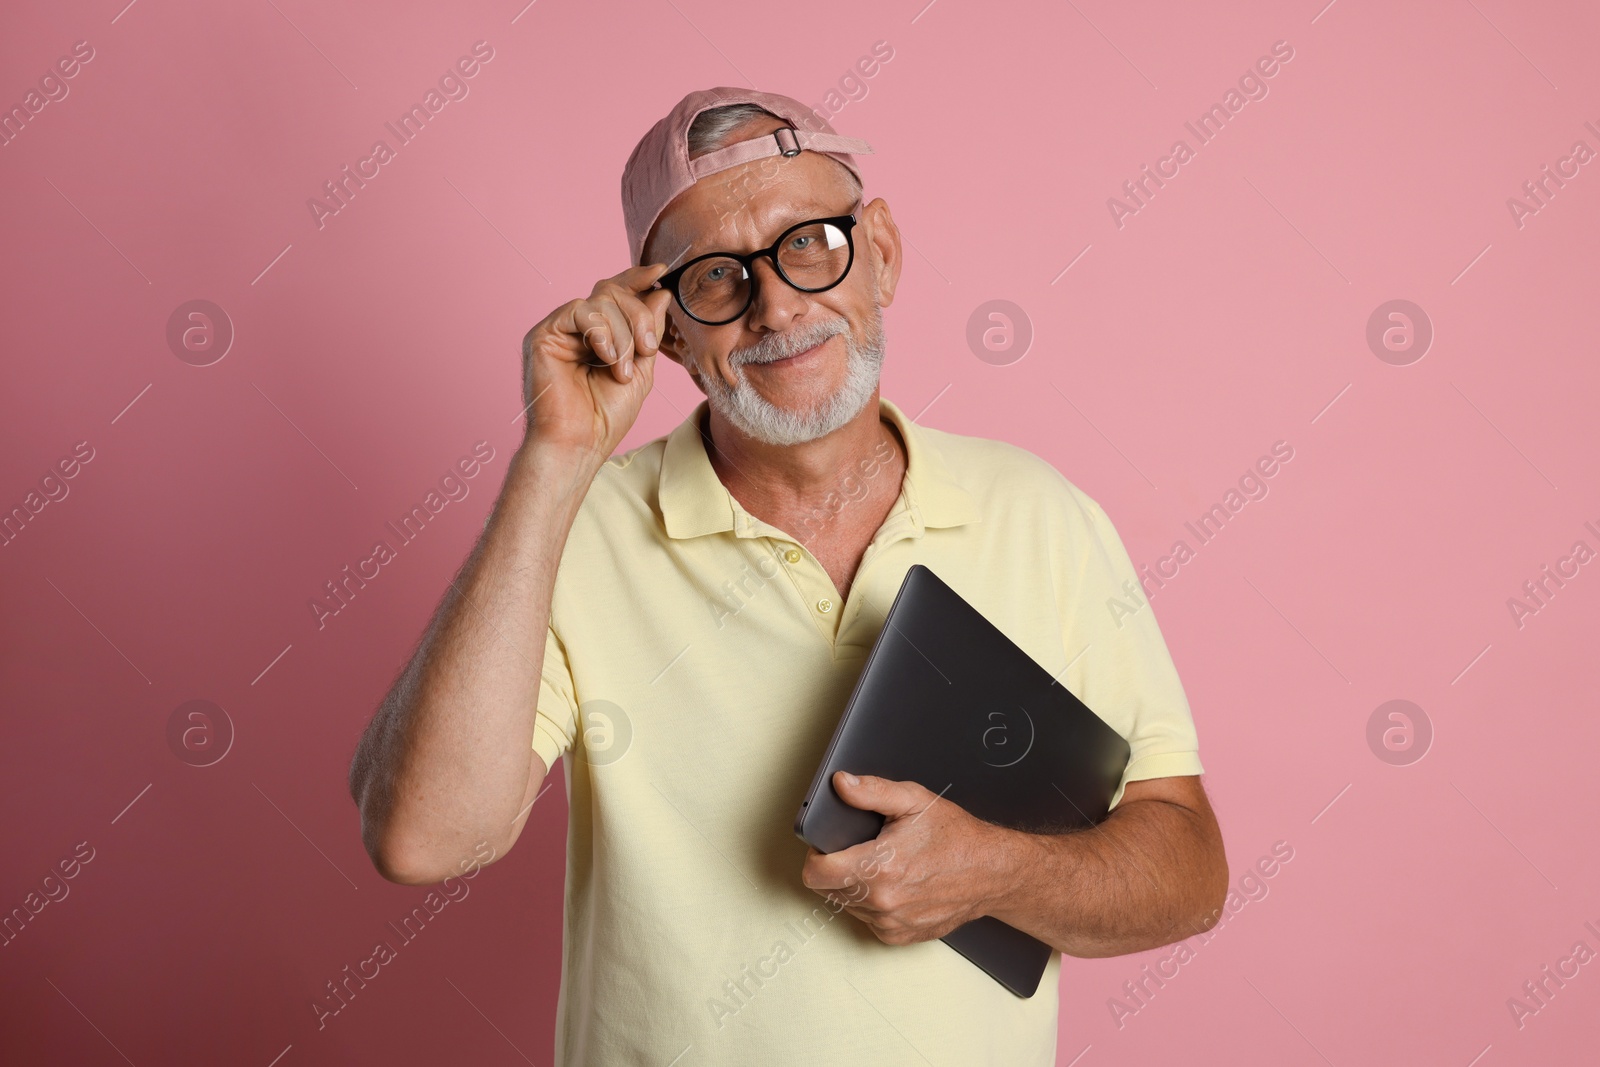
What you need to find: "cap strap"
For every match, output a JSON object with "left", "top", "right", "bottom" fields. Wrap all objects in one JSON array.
[{"left": 688, "top": 127, "right": 875, "bottom": 179}]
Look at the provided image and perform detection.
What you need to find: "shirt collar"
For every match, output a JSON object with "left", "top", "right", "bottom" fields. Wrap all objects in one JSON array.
[{"left": 659, "top": 396, "right": 981, "bottom": 541}]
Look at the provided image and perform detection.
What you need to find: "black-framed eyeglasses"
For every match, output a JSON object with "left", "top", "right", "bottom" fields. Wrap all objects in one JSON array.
[{"left": 654, "top": 208, "right": 861, "bottom": 326}]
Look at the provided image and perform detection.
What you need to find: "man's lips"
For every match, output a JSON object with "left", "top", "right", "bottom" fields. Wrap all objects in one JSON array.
[{"left": 747, "top": 335, "right": 832, "bottom": 368}]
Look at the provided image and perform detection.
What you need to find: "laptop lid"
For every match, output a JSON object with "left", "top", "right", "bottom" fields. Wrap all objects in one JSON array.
[{"left": 794, "top": 564, "right": 1131, "bottom": 996}]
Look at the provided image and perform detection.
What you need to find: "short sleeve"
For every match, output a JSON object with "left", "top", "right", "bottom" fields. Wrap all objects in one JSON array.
[
  {"left": 532, "top": 624, "right": 578, "bottom": 773},
  {"left": 1058, "top": 494, "right": 1204, "bottom": 808}
]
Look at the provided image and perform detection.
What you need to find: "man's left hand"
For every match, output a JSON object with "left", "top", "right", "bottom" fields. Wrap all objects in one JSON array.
[{"left": 800, "top": 771, "right": 1013, "bottom": 946}]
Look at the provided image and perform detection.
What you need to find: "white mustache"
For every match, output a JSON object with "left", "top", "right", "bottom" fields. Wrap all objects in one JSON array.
[{"left": 732, "top": 323, "right": 845, "bottom": 365}]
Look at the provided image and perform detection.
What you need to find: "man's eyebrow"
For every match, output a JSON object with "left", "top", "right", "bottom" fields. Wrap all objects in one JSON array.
[{"left": 676, "top": 203, "right": 835, "bottom": 264}]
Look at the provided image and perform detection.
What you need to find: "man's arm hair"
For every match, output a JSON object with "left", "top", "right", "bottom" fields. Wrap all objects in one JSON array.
[
  {"left": 986, "top": 774, "right": 1229, "bottom": 957},
  {"left": 347, "top": 442, "right": 597, "bottom": 884}
]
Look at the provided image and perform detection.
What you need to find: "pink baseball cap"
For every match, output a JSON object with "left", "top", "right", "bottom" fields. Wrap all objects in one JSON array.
[{"left": 621, "top": 86, "right": 875, "bottom": 267}]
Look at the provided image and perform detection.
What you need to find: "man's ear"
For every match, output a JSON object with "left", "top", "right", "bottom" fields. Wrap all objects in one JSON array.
[
  {"left": 656, "top": 309, "right": 690, "bottom": 371},
  {"left": 649, "top": 304, "right": 708, "bottom": 394}
]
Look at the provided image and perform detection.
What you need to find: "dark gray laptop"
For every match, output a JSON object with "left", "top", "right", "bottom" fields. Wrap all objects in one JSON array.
[{"left": 793, "top": 564, "right": 1131, "bottom": 997}]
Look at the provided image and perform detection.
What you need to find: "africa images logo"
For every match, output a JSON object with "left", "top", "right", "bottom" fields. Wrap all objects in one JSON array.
[{"left": 980, "top": 704, "right": 1035, "bottom": 768}]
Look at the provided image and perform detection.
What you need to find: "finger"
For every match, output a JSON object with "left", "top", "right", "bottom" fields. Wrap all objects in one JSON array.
[
  {"left": 642, "top": 286, "right": 674, "bottom": 351},
  {"left": 819, "top": 880, "right": 875, "bottom": 913},
  {"left": 838, "top": 879, "right": 873, "bottom": 906},
  {"left": 572, "top": 302, "right": 634, "bottom": 383},
  {"left": 832, "top": 772, "right": 929, "bottom": 819},
  {"left": 802, "top": 840, "right": 880, "bottom": 891},
  {"left": 608, "top": 288, "right": 666, "bottom": 360},
  {"left": 582, "top": 265, "right": 675, "bottom": 371},
  {"left": 569, "top": 302, "right": 619, "bottom": 367},
  {"left": 841, "top": 904, "right": 884, "bottom": 928},
  {"left": 597, "top": 262, "right": 674, "bottom": 312},
  {"left": 595, "top": 300, "right": 636, "bottom": 383},
  {"left": 629, "top": 264, "right": 677, "bottom": 346},
  {"left": 613, "top": 260, "right": 675, "bottom": 291}
]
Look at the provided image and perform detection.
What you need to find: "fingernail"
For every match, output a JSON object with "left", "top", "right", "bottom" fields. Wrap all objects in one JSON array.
[
  {"left": 644, "top": 330, "right": 657, "bottom": 350},
  {"left": 841, "top": 772, "right": 859, "bottom": 786},
  {"left": 621, "top": 360, "right": 633, "bottom": 380}
]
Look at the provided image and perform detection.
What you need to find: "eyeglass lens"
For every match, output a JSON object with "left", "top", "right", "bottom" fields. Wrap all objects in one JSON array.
[{"left": 677, "top": 220, "right": 851, "bottom": 322}]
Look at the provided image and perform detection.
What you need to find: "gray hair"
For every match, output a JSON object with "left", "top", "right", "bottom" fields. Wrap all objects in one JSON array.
[{"left": 686, "top": 103, "right": 781, "bottom": 158}]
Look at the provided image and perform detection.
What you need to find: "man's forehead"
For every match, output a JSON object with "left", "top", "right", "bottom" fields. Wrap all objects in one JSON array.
[
  {"left": 658, "top": 164, "right": 855, "bottom": 265},
  {"left": 704, "top": 197, "right": 829, "bottom": 248}
]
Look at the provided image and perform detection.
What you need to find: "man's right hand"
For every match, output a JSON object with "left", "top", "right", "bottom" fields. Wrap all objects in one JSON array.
[{"left": 520, "top": 262, "right": 678, "bottom": 461}]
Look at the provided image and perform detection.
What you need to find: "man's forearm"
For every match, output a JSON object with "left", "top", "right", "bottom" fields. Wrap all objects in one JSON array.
[
  {"left": 348, "top": 441, "right": 596, "bottom": 881},
  {"left": 980, "top": 788, "right": 1229, "bottom": 958}
]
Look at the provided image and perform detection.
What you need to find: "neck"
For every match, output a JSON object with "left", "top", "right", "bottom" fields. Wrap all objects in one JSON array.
[{"left": 701, "top": 390, "right": 905, "bottom": 523}]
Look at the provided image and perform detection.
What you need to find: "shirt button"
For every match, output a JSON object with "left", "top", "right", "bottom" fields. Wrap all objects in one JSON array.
[
  {"left": 817, "top": 598, "right": 834, "bottom": 614},
  {"left": 785, "top": 548, "right": 802, "bottom": 564}
]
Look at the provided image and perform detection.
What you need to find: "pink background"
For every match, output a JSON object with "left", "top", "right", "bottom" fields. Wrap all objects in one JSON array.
[{"left": 3, "top": 0, "right": 1597, "bottom": 1063}]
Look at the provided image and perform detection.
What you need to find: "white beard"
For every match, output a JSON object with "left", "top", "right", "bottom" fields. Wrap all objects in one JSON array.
[{"left": 696, "top": 298, "right": 887, "bottom": 447}]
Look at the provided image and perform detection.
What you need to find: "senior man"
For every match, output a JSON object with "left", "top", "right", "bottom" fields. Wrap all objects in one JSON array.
[{"left": 349, "top": 86, "right": 1227, "bottom": 1065}]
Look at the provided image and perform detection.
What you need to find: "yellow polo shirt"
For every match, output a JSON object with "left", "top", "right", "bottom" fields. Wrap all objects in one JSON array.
[{"left": 532, "top": 396, "right": 1203, "bottom": 1066}]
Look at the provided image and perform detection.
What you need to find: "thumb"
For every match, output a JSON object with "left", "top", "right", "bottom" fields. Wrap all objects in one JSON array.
[
  {"left": 644, "top": 284, "right": 673, "bottom": 320},
  {"left": 832, "top": 772, "right": 926, "bottom": 819},
  {"left": 642, "top": 287, "right": 675, "bottom": 355}
]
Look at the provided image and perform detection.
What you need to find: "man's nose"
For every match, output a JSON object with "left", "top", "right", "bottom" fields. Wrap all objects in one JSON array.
[{"left": 745, "top": 255, "right": 809, "bottom": 331}]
